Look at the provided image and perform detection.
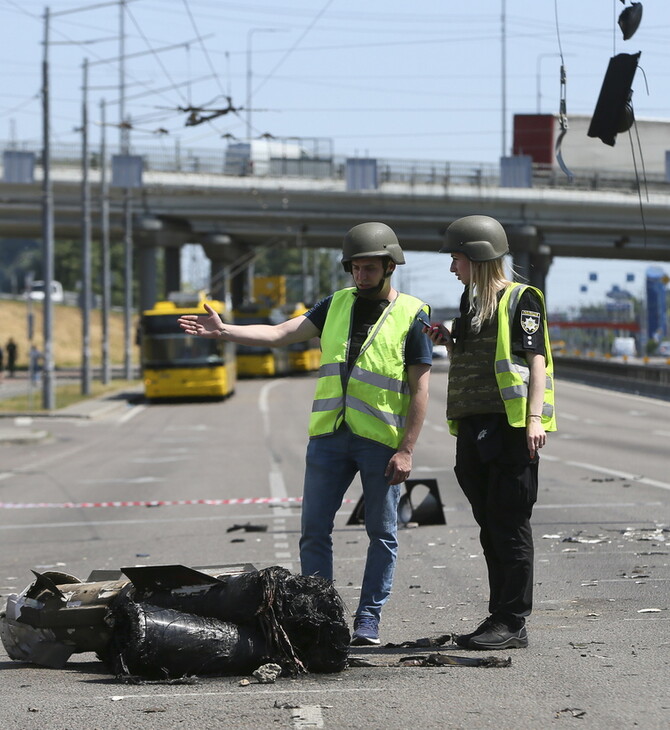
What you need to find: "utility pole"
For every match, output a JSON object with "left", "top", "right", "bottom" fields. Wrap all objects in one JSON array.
[
  {"left": 119, "top": 0, "right": 133, "bottom": 380},
  {"left": 100, "top": 98, "right": 111, "bottom": 384},
  {"left": 41, "top": 6, "right": 55, "bottom": 410},
  {"left": 501, "top": 0, "right": 507, "bottom": 158},
  {"left": 81, "top": 57, "right": 92, "bottom": 395}
]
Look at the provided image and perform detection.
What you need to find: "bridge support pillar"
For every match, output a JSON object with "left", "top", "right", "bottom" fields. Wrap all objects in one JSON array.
[
  {"left": 201, "top": 235, "right": 253, "bottom": 309},
  {"left": 507, "top": 224, "right": 552, "bottom": 295},
  {"left": 138, "top": 245, "right": 159, "bottom": 312},
  {"left": 165, "top": 247, "right": 181, "bottom": 295},
  {"left": 529, "top": 244, "right": 553, "bottom": 297}
]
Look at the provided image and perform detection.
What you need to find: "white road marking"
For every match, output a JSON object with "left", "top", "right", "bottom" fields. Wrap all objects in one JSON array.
[
  {"left": 116, "top": 403, "right": 146, "bottom": 425},
  {"left": 291, "top": 705, "right": 325, "bottom": 729},
  {"left": 101, "top": 687, "right": 385, "bottom": 701},
  {"left": 79, "top": 476, "right": 164, "bottom": 485},
  {"left": 565, "top": 460, "right": 670, "bottom": 491}
]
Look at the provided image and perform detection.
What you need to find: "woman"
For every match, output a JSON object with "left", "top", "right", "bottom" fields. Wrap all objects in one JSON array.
[{"left": 426, "top": 215, "right": 557, "bottom": 650}]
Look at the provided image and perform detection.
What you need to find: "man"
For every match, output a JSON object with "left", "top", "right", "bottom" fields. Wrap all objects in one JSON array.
[
  {"left": 179, "top": 222, "right": 432, "bottom": 646},
  {"left": 6, "top": 338, "right": 17, "bottom": 377}
]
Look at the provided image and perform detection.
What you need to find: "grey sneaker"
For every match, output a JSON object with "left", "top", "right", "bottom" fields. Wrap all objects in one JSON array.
[
  {"left": 351, "top": 615, "right": 380, "bottom": 646},
  {"left": 454, "top": 616, "right": 495, "bottom": 649},
  {"left": 468, "top": 621, "right": 528, "bottom": 650}
]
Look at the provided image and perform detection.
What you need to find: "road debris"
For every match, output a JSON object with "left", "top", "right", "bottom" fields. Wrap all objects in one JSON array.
[
  {"left": 555, "top": 707, "right": 587, "bottom": 719},
  {"left": 253, "top": 663, "right": 283, "bottom": 683},
  {"left": 226, "top": 523, "right": 268, "bottom": 533},
  {"left": 384, "top": 634, "right": 451, "bottom": 648},
  {"left": 348, "top": 652, "right": 511, "bottom": 669},
  {"left": 1, "top": 563, "right": 350, "bottom": 680}
]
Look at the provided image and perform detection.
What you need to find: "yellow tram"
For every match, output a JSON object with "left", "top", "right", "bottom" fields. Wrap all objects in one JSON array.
[{"left": 140, "top": 296, "right": 236, "bottom": 400}]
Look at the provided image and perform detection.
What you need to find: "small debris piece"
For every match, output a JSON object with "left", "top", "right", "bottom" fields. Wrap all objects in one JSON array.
[
  {"left": 141, "top": 707, "right": 166, "bottom": 714},
  {"left": 347, "top": 656, "right": 376, "bottom": 667},
  {"left": 555, "top": 707, "right": 587, "bottom": 719},
  {"left": 239, "top": 678, "right": 251, "bottom": 686},
  {"left": 637, "top": 608, "right": 661, "bottom": 613},
  {"left": 226, "top": 523, "right": 268, "bottom": 533},
  {"left": 384, "top": 634, "right": 451, "bottom": 649},
  {"left": 253, "top": 662, "right": 283, "bottom": 684},
  {"left": 399, "top": 652, "right": 511, "bottom": 668}
]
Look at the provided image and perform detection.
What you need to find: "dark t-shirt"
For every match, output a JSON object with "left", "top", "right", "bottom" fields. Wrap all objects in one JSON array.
[{"left": 305, "top": 293, "right": 433, "bottom": 369}]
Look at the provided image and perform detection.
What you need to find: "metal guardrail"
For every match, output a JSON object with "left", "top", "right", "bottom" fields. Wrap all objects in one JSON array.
[
  {"left": 3, "top": 140, "right": 666, "bottom": 193},
  {"left": 555, "top": 355, "right": 670, "bottom": 401}
]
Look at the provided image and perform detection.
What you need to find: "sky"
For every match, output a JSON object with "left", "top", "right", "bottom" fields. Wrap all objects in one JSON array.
[{"left": 1, "top": 0, "right": 670, "bottom": 311}]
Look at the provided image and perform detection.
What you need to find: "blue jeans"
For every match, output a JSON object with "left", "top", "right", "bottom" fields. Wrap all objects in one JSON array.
[{"left": 300, "top": 426, "right": 401, "bottom": 622}]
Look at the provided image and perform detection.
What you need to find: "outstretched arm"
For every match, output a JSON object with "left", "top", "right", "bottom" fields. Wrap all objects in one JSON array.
[
  {"left": 178, "top": 302, "right": 320, "bottom": 347},
  {"left": 385, "top": 363, "right": 431, "bottom": 485}
]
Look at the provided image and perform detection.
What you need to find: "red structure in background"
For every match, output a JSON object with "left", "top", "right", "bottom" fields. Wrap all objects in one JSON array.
[
  {"left": 513, "top": 114, "right": 555, "bottom": 165},
  {"left": 549, "top": 320, "right": 640, "bottom": 331}
]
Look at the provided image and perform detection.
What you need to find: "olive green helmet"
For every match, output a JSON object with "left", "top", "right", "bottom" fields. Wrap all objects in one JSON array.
[
  {"left": 341, "top": 222, "right": 405, "bottom": 271},
  {"left": 440, "top": 215, "right": 509, "bottom": 261}
]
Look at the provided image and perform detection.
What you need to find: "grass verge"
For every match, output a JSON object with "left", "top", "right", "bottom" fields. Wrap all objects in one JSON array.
[{"left": 0, "top": 380, "right": 141, "bottom": 413}]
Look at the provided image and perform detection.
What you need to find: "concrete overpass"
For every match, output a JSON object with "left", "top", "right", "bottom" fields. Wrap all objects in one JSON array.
[{"left": 2, "top": 157, "right": 669, "bottom": 310}]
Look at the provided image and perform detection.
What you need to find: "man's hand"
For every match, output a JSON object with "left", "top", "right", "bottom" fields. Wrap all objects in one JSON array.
[
  {"left": 385, "top": 450, "right": 412, "bottom": 485},
  {"left": 178, "top": 302, "right": 224, "bottom": 338}
]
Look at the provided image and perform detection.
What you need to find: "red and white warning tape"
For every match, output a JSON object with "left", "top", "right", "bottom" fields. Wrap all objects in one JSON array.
[{"left": 0, "top": 496, "right": 358, "bottom": 510}]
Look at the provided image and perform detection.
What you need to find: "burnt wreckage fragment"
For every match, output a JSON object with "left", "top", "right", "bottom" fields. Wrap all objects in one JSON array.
[{"left": 0, "top": 564, "right": 350, "bottom": 679}]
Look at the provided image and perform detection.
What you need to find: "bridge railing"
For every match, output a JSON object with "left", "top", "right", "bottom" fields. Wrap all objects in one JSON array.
[{"left": 2, "top": 140, "right": 667, "bottom": 193}]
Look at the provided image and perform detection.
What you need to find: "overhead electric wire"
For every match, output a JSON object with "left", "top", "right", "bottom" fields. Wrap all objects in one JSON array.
[
  {"left": 181, "top": 0, "right": 227, "bottom": 97},
  {"left": 124, "top": 2, "right": 189, "bottom": 106},
  {"left": 251, "top": 0, "right": 335, "bottom": 98}
]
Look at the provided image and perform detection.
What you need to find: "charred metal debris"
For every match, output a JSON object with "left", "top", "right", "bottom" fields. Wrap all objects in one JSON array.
[{"left": 0, "top": 564, "right": 350, "bottom": 680}]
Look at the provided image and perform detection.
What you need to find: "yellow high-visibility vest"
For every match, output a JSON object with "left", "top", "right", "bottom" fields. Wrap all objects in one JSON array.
[
  {"left": 449, "top": 283, "right": 557, "bottom": 435},
  {"left": 309, "top": 288, "right": 429, "bottom": 449}
]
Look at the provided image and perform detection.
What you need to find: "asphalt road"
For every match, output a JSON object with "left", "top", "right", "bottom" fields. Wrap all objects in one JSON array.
[{"left": 0, "top": 365, "right": 669, "bottom": 729}]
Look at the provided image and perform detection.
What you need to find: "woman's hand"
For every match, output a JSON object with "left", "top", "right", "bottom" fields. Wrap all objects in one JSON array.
[
  {"left": 423, "top": 322, "right": 454, "bottom": 353},
  {"left": 526, "top": 419, "right": 546, "bottom": 459}
]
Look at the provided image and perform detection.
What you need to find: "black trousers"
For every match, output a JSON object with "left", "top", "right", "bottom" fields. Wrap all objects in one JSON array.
[{"left": 454, "top": 414, "right": 538, "bottom": 625}]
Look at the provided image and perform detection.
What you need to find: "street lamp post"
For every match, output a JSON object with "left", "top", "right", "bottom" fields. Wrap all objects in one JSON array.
[{"left": 246, "top": 28, "right": 280, "bottom": 141}]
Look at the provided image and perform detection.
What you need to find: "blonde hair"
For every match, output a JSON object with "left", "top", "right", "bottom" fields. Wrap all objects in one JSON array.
[{"left": 467, "top": 258, "right": 514, "bottom": 333}]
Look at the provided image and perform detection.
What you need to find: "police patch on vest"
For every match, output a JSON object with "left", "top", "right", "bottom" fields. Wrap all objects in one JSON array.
[{"left": 520, "top": 310, "right": 540, "bottom": 334}]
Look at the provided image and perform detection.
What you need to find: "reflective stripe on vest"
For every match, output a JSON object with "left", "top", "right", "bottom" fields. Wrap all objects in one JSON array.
[{"left": 309, "top": 288, "right": 429, "bottom": 448}]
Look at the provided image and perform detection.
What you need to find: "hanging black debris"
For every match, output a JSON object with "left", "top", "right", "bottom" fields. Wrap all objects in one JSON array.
[
  {"left": 587, "top": 52, "right": 641, "bottom": 146},
  {"left": 619, "top": 3, "right": 643, "bottom": 41}
]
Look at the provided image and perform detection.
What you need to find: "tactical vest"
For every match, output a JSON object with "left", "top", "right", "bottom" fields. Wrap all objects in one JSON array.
[
  {"left": 309, "top": 288, "right": 429, "bottom": 449},
  {"left": 448, "top": 283, "right": 557, "bottom": 435}
]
